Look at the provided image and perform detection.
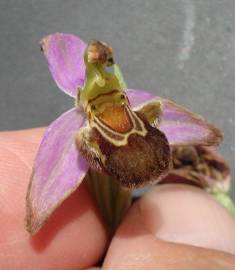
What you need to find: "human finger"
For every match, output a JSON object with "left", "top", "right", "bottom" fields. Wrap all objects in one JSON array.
[
  {"left": 103, "top": 184, "right": 235, "bottom": 269},
  {"left": 0, "top": 128, "right": 108, "bottom": 270}
]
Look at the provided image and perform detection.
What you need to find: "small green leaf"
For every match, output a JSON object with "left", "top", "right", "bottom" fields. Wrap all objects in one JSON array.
[{"left": 212, "top": 192, "right": 235, "bottom": 216}]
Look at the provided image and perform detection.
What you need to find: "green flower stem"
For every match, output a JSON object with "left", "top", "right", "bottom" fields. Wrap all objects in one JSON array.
[
  {"left": 211, "top": 191, "right": 235, "bottom": 216},
  {"left": 85, "top": 169, "right": 132, "bottom": 232}
]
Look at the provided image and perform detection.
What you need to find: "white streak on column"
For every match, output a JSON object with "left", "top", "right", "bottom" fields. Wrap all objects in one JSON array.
[{"left": 177, "top": 0, "right": 196, "bottom": 69}]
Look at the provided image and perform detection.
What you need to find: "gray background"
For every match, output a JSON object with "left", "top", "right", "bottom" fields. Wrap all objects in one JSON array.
[{"left": 0, "top": 0, "right": 234, "bottom": 197}]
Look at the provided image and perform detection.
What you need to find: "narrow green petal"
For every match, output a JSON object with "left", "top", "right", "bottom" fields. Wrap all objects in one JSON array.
[{"left": 114, "top": 64, "right": 127, "bottom": 90}]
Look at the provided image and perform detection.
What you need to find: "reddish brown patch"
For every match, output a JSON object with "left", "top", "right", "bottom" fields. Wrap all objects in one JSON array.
[
  {"left": 77, "top": 112, "right": 171, "bottom": 188},
  {"left": 98, "top": 105, "right": 132, "bottom": 133},
  {"left": 88, "top": 89, "right": 119, "bottom": 104}
]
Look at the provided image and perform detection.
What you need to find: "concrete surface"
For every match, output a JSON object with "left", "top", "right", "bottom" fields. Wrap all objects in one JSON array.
[{"left": 0, "top": 0, "right": 234, "bottom": 197}]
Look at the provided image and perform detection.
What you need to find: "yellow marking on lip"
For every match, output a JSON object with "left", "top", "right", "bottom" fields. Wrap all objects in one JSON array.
[{"left": 91, "top": 105, "right": 147, "bottom": 147}]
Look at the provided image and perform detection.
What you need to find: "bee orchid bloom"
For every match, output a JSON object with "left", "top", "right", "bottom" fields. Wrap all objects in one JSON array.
[{"left": 26, "top": 33, "right": 223, "bottom": 234}]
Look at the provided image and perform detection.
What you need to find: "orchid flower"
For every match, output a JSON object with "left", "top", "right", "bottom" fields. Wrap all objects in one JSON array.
[{"left": 26, "top": 33, "right": 223, "bottom": 234}]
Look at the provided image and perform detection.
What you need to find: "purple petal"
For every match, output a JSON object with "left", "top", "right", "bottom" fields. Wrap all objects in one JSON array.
[
  {"left": 127, "top": 89, "right": 155, "bottom": 107},
  {"left": 41, "top": 33, "right": 87, "bottom": 97},
  {"left": 127, "top": 89, "right": 222, "bottom": 146},
  {"left": 26, "top": 108, "right": 89, "bottom": 234},
  {"left": 159, "top": 99, "right": 222, "bottom": 146}
]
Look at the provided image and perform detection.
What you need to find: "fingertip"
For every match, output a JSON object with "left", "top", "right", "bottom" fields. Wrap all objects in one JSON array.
[
  {"left": 0, "top": 180, "right": 108, "bottom": 269},
  {"left": 28, "top": 183, "right": 108, "bottom": 269},
  {"left": 103, "top": 185, "right": 235, "bottom": 269},
  {"left": 0, "top": 127, "right": 45, "bottom": 139},
  {"left": 139, "top": 184, "right": 235, "bottom": 254},
  {"left": 0, "top": 127, "right": 109, "bottom": 269}
]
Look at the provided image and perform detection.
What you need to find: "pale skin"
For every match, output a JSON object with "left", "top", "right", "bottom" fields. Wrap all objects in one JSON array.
[{"left": 1, "top": 128, "right": 235, "bottom": 269}]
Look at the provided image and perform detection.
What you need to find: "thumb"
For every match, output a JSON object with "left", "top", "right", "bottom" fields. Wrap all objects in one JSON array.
[
  {"left": 103, "top": 184, "right": 235, "bottom": 269},
  {"left": 140, "top": 184, "right": 235, "bottom": 253}
]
